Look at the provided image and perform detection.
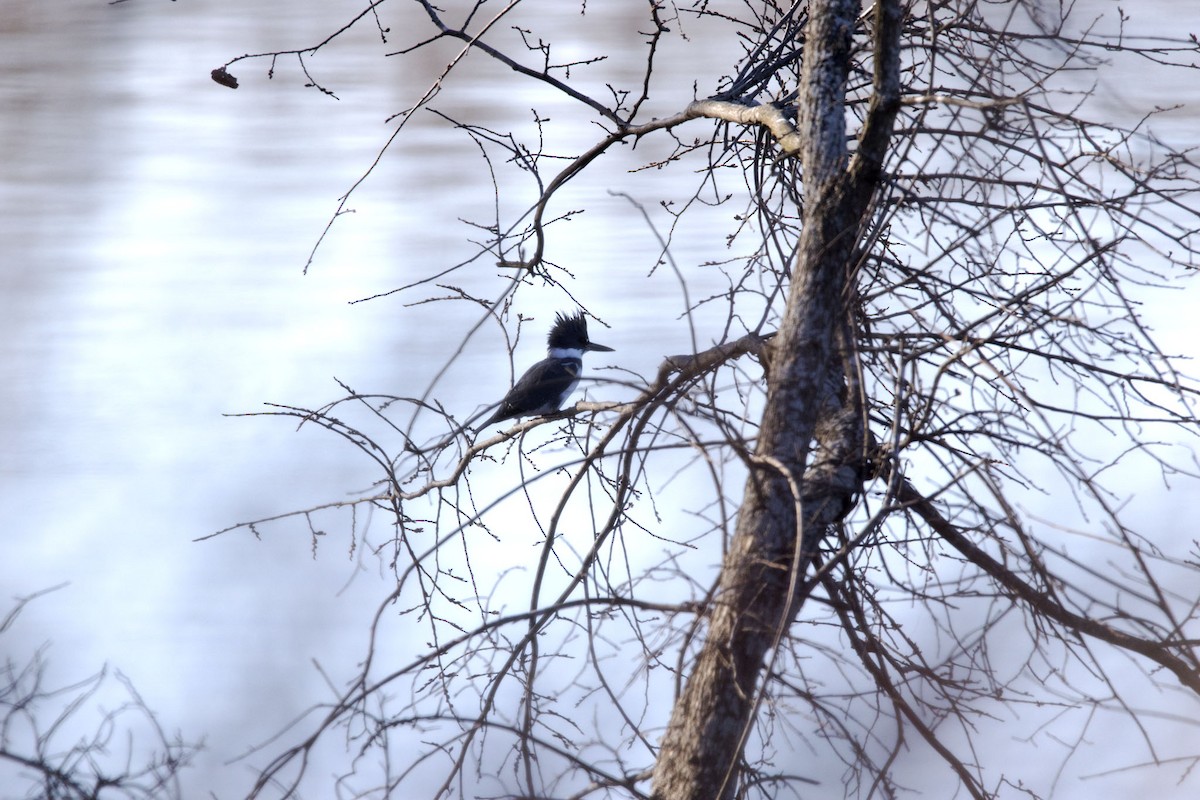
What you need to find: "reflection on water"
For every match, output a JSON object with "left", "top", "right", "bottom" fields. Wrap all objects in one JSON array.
[
  {"left": 1, "top": 0, "right": 1196, "bottom": 797},
  {"left": 0, "top": 1, "right": 744, "bottom": 795}
]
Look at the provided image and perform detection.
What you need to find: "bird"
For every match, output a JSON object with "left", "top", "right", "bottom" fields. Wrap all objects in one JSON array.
[{"left": 480, "top": 311, "right": 614, "bottom": 428}]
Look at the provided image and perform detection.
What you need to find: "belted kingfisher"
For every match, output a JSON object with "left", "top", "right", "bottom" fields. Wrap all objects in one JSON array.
[{"left": 481, "top": 311, "right": 614, "bottom": 427}]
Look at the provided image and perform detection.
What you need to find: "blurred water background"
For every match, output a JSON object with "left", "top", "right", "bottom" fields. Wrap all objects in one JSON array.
[{"left": 1, "top": 1, "right": 1197, "bottom": 797}]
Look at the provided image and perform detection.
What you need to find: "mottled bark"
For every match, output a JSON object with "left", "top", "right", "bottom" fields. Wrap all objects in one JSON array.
[{"left": 651, "top": 1, "right": 903, "bottom": 798}]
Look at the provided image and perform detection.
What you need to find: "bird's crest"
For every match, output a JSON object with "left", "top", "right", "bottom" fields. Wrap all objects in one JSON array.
[{"left": 548, "top": 311, "right": 592, "bottom": 350}]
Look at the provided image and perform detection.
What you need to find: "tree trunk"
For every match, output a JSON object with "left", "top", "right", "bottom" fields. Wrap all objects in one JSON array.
[{"left": 651, "top": 1, "right": 902, "bottom": 797}]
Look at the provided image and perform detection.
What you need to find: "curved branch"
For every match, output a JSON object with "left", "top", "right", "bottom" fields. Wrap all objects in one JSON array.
[{"left": 895, "top": 476, "right": 1200, "bottom": 696}]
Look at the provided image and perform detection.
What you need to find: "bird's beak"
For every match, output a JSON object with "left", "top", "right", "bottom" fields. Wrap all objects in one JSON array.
[{"left": 586, "top": 341, "right": 614, "bottom": 353}]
